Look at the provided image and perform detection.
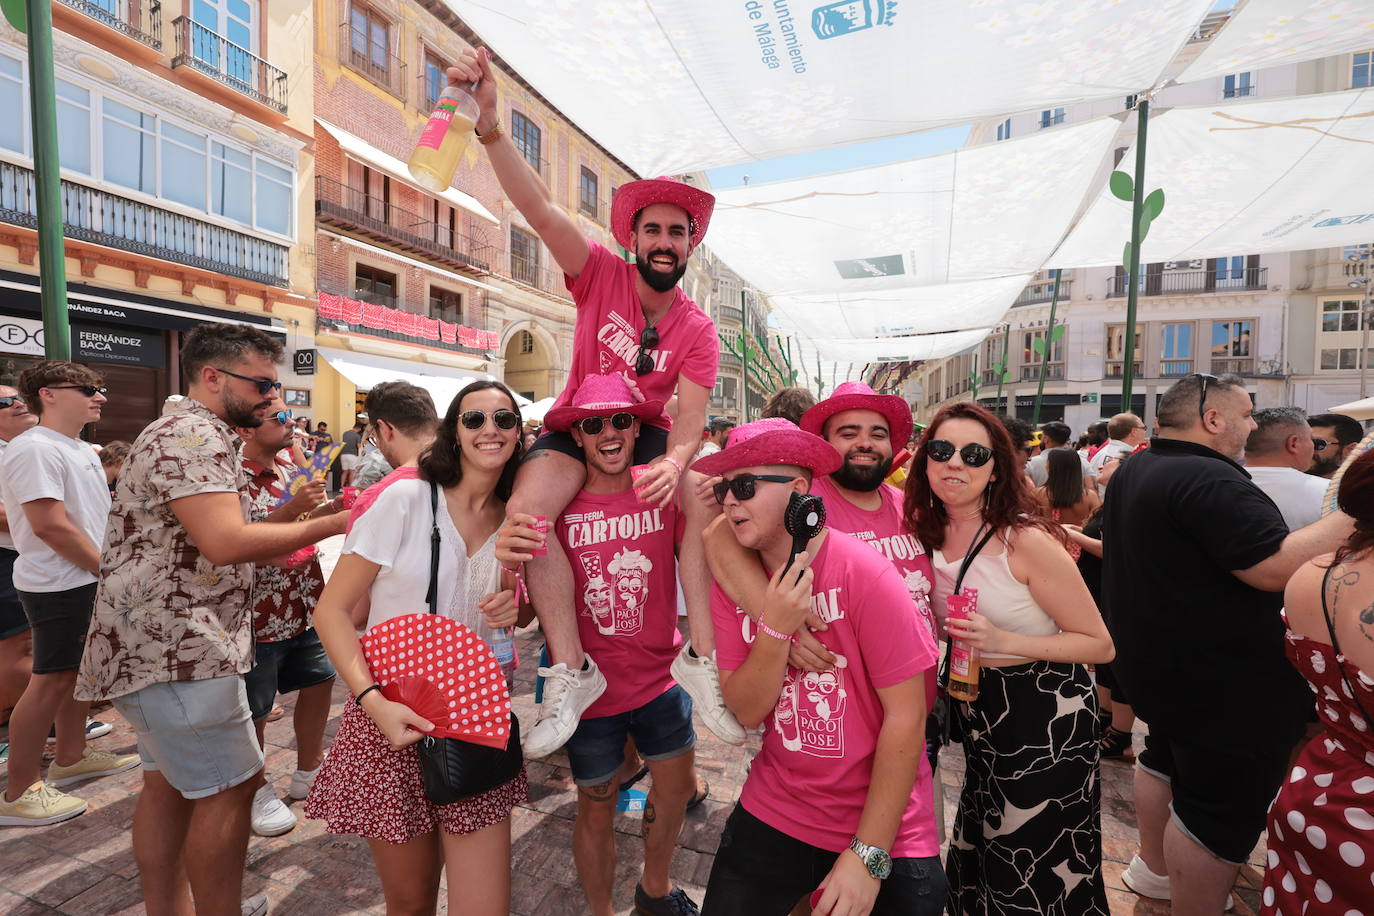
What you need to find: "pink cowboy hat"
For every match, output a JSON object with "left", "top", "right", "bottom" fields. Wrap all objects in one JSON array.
[
  {"left": 611, "top": 176, "right": 715, "bottom": 251},
  {"left": 544, "top": 374, "right": 665, "bottom": 433},
  {"left": 800, "top": 381, "right": 914, "bottom": 450},
  {"left": 693, "top": 418, "right": 842, "bottom": 478}
]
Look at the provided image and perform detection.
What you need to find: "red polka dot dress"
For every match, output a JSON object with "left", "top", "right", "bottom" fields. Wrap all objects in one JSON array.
[{"left": 1261, "top": 613, "right": 1374, "bottom": 915}]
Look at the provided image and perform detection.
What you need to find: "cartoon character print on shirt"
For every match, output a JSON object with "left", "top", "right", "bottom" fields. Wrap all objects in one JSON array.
[
  {"left": 577, "top": 552, "right": 615, "bottom": 635},
  {"left": 795, "top": 654, "right": 849, "bottom": 759},
  {"left": 597, "top": 312, "right": 669, "bottom": 375},
  {"left": 775, "top": 669, "right": 802, "bottom": 752},
  {"left": 902, "top": 568, "right": 939, "bottom": 641},
  {"left": 607, "top": 548, "right": 652, "bottom": 636}
]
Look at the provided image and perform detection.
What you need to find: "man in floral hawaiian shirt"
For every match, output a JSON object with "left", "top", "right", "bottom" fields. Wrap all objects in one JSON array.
[
  {"left": 236, "top": 397, "right": 347, "bottom": 838},
  {"left": 77, "top": 324, "right": 348, "bottom": 916}
]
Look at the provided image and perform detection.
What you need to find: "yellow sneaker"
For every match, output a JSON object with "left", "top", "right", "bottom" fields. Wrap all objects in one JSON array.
[
  {"left": 47, "top": 747, "right": 141, "bottom": 788},
  {"left": 0, "top": 782, "right": 87, "bottom": 826}
]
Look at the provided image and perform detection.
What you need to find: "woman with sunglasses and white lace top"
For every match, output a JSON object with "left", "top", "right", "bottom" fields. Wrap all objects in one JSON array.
[
  {"left": 903, "top": 401, "right": 1114, "bottom": 916},
  {"left": 307, "top": 380, "right": 528, "bottom": 916}
]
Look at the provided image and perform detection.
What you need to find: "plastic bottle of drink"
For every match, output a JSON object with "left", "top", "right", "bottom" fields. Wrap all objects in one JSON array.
[
  {"left": 945, "top": 587, "right": 981, "bottom": 701},
  {"left": 488, "top": 627, "right": 515, "bottom": 668},
  {"left": 407, "top": 84, "right": 480, "bottom": 193}
]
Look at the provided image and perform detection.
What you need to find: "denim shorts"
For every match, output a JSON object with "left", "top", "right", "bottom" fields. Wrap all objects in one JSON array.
[
  {"left": 0, "top": 548, "right": 29, "bottom": 640},
  {"left": 18, "top": 582, "right": 97, "bottom": 674},
  {"left": 112, "top": 675, "right": 264, "bottom": 800},
  {"left": 243, "top": 628, "right": 337, "bottom": 722},
  {"left": 564, "top": 684, "right": 695, "bottom": 786}
]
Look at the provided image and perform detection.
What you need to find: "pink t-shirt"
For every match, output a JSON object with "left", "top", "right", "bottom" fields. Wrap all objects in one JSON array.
[
  {"left": 347, "top": 465, "right": 421, "bottom": 533},
  {"left": 810, "top": 477, "right": 939, "bottom": 698},
  {"left": 557, "top": 486, "right": 685, "bottom": 717},
  {"left": 712, "top": 531, "right": 940, "bottom": 857},
  {"left": 558, "top": 241, "right": 719, "bottom": 430}
]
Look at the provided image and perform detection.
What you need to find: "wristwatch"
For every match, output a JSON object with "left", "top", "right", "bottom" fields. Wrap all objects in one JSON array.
[{"left": 848, "top": 836, "right": 892, "bottom": 879}]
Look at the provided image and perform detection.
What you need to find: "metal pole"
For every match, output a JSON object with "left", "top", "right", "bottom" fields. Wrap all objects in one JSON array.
[
  {"left": 24, "top": 0, "right": 69, "bottom": 358},
  {"left": 995, "top": 324, "right": 1010, "bottom": 414},
  {"left": 1120, "top": 99, "right": 1150, "bottom": 409},
  {"left": 740, "top": 290, "right": 749, "bottom": 419},
  {"left": 1031, "top": 270, "right": 1064, "bottom": 426}
]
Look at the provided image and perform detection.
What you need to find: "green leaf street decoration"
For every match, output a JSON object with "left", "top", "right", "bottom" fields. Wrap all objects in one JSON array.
[
  {"left": 0, "top": 0, "right": 25, "bottom": 32},
  {"left": 1143, "top": 187, "right": 1165, "bottom": 221},
  {"left": 967, "top": 368, "right": 981, "bottom": 400},
  {"left": 1109, "top": 170, "right": 1134, "bottom": 202},
  {"left": 1050, "top": 324, "right": 1065, "bottom": 341},
  {"left": 1031, "top": 338, "right": 1046, "bottom": 356},
  {"left": 1119, "top": 100, "right": 1158, "bottom": 406}
]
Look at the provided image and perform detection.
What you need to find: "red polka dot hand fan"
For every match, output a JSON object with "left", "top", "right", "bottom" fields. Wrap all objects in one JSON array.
[{"left": 360, "top": 613, "right": 511, "bottom": 749}]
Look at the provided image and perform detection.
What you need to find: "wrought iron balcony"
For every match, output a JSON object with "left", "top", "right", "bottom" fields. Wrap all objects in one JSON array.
[
  {"left": 57, "top": 0, "right": 162, "bottom": 50},
  {"left": 1105, "top": 361, "right": 1144, "bottom": 379},
  {"left": 1106, "top": 267, "right": 1267, "bottom": 298},
  {"left": 718, "top": 305, "right": 744, "bottom": 326},
  {"left": 315, "top": 178, "right": 491, "bottom": 273},
  {"left": 1160, "top": 360, "right": 1195, "bottom": 376},
  {"left": 1211, "top": 358, "right": 1256, "bottom": 376},
  {"left": 171, "top": 17, "right": 287, "bottom": 113},
  {"left": 506, "top": 253, "right": 571, "bottom": 302},
  {"left": 341, "top": 22, "right": 408, "bottom": 99},
  {"left": 1013, "top": 286, "right": 1059, "bottom": 307},
  {"left": 1020, "top": 364, "right": 1064, "bottom": 381},
  {"left": 0, "top": 160, "right": 287, "bottom": 286}
]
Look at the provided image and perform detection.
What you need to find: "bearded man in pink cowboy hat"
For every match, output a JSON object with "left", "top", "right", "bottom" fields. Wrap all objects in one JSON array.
[
  {"left": 705, "top": 382, "right": 947, "bottom": 845},
  {"left": 693, "top": 419, "right": 941, "bottom": 914},
  {"left": 449, "top": 49, "right": 735, "bottom": 758}
]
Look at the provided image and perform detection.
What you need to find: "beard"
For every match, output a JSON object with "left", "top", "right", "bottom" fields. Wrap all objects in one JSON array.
[
  {"left": 831, "top": 452, "right": 893, "bottom": 492},
  {"left": 636, "top": 250, "right": 686, "bottom": 292},
  {"left": 224, "top": 388, "right": 268, "bottom": 429},
  {"left": 1309, "top": 451, "right": 1342, "bottom": 477}
]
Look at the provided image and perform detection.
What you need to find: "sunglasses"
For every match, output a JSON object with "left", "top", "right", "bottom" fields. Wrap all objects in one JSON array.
[
  {"left": 459, "top": 408, "right": 520, "bottom": 431},
  {"left": 576, "top": 413, "right": 635, "bottom": 435},
  {"left": 926, "top": 439, "right": 994, "bottom": 468},
  {"left": 270, "top": 410, "right": 294, "bottom": 425},
  {"left": 45, "top": 385, "right": 107, "bottom": 397},
  {"left": 1312, "top": 438, "right": 1330, "bottom": 452},
  {"left": 215, "top": 367, "right": 283, "bottom": 397},
  {"left": 1195, "top": 372, "right": 1218, "bottom": 421},
  {"left": 0, "top": 395, "right": 23, "bottom": 409},
  {"left": 712, "top": 473, "right": 797, "bottom": 505},
  {"left": 634, "top": 326, "right": 660, "bottom": 377}
]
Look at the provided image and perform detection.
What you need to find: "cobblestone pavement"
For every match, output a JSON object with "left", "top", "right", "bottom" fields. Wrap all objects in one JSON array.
[{"left": 0, "top": 537, "right": 1268, "bottom": 914}]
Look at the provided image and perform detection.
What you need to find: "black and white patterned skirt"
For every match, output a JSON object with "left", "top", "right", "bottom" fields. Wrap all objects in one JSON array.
[{"left": 946, "top": 660, "right": 1108, "bottom": 915}]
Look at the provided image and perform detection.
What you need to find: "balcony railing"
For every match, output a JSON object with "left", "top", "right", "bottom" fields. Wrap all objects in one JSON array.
[
  {"left": 342, "top": 23, "right": 408, "bottom": 99},
  {"left": 1105, "top": 361, "right": 1144, "bottom": 378},
  {"left": 1211, "top": 358, "right": 1255, "bottom": 375},
  {"left": 316, "top": 290, "right": 486, "bottom": 358},
  {"left": 506, "top": 253, "right": 570, "bottom": 301},
  {"left": 1013, "top": 286, "right": 1060, "bottom": 307},
  {"left": 1160, "top": 359, "right": 1195, "bottom": 376},
  {"left": 0, "top": 160, "right": 287, "bottom": 286},
  {"left": 1106, "top": 267, "right": 1267, "bottom": 298},
  {"left": 171, "top": 17, "right": 287, "bottom": 113},
  {"left": 1223, "top": 84, "right": 1256, "bottom": 99},
  {"left": 315, "top": 178, "right": 491, "bottom": 273},
  {"left": 718, "top": 305, "right": 744, "bottom": 326},
  {"left": 57, "top": 0, "right": 162, "bottom": 50},
  {"left": 1019, "top": 364, "right": 1064, "bottom": 381}
]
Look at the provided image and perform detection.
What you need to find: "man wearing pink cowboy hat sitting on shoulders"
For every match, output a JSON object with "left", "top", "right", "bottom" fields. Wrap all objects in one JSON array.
[
  {"left": 694, "top": 419, "right": 941, "bottom": 915},
  {"left": 450, "top": 48, "right": 734, "bottom": 759},
  {"left": 502, "top": 374, "right": 703, "bottom": 916}
]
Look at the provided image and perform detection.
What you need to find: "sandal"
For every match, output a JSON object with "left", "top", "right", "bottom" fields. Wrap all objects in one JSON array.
[
  {"left": 1100, "top": 726, "right": 1135, "bottom": 760},
  {"left": 619, "top": 765, "right": 649, "bottom": 793},
  {"left": 686, "top": 778, "right": 710, "bottom": 812}
]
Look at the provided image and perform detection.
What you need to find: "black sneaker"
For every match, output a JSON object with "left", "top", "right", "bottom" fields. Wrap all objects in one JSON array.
[
  {"left": 46, "top": 719, "right": 112, "bottom": 743},
  {"left": 634, "top": 885, "right": 699, "bottom": 916}
]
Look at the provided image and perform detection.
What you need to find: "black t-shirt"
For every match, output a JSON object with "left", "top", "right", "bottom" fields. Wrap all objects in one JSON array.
[
  {"left": 1100, "top": 437, "right": 1310, "bottom": 741},
  {"left": 341, "top": 428, "right": 362, "bottom": 456}
]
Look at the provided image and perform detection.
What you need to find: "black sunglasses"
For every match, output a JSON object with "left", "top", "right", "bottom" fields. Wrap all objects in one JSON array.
[
  {"left": 712, "top": 473, "right": 797, "bottom": 505},
  {"left": 926, "top": 439, "right": 994, "bottom": 468},
  {"left": 459, "top": 408, "right": 520, "bottom": 431},
  {"left": 634, "top": 326, "right": 660, "bottom": 376},
  {"left": 0, "top": 395, "right": 23, "bottom": 409},
  {"left": 1195, "top": 372, "right": 1218, "bottom": 421},
  {"left": 576, "top": 413, "right": 635, "bottom": 435},
  {"left": 214, "top": 367, "right": 283, "bottom": 397},
  {"left": 45, "top": 385, "right": 107, "bottom": 397},
  {"left": 1312, "top": 438, "right": 1329, "bottom": 452}
]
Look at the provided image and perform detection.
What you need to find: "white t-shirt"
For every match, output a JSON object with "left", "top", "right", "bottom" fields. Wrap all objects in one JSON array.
[
  {"left": 1089, "top": 438, "right": 1135, "bottom": 472},
  {"left": 1244, "top": 465, "right": 1328, "bottom": 532},
  {"left": 1027, "top": 447, "right": 1097, "bottom": 487},
  {"left": 0, "top": 426, "right": 111, "bottom": 592},
  {"left": 0, "top": 438, "right": 13, "bottom": 551},
  {"left": 342, "top": 476, "right": 498, "bottom": 632}
]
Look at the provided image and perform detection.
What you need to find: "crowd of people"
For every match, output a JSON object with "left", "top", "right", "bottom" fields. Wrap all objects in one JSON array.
[{"left": 0, "top": 42, "right": 1371, "bottom": 916}]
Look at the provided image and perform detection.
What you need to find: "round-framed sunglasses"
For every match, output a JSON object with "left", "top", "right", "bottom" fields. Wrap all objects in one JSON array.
[
  {"left": 459, "top": 408, "right": 520, "bottom": 431},
  {"left": 576, "top": 413, "right": 635, "bottom": 435},
  {"left": 926, "top": 439, "right": 994, "bottom": 468},
  {"left": 712, "top": 473, "right": 798, "bottom": 505}
]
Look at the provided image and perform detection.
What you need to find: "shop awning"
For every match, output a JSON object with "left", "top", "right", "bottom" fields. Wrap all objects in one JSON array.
[
  {"left": 316, "top": 120, "right": 500, "bottom": 225},
  {"left": 317, "top": 347, "right": 531, "bottom": 415}
]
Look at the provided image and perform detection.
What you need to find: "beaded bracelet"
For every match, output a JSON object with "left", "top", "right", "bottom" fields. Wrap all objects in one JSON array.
[{"left": 757, "top": 620, "right": 795, "bottom": 643}]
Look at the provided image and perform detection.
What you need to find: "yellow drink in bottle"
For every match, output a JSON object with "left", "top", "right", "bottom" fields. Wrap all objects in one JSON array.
[{"left": 408, "top": 85, "right": 480, "bottom": 193}]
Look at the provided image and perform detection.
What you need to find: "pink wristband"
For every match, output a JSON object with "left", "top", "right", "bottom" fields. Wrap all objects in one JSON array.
[
  {"left": 757, "top": 620, "right": 795, "bottom": 643},
  {"left": 662, "top": 456, "right": 683, "bottom": 475}
]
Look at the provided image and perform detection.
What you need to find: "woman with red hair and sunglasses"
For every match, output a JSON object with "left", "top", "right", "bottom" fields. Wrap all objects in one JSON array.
[{"left": 904, "top": 401, "right": 1114, "bottom": 915}]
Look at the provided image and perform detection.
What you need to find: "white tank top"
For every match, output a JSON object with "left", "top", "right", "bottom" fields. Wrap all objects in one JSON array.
[{"left": 931, "top": 539, "right": 1060, "bottom": 660}]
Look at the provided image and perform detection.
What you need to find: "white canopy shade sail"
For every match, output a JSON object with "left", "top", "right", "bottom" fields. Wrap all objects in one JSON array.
[
  {"left": 521, "top": 397, "right": 558, "bottom": 422},
  {"left": 805, "top": 327, "right": 991, "bottom": 363},
  {"left": 1327, "top": 396, "right": 1374, "bottom": 422},
  {"left": 705, "top": 118, "right": 1119, "bottom": 298},
  {"left": 317, "top": 348, "right": 524, "bottom": 416},
  {"left": 443, "top": 0, "right": 1213, "bottom": 175},
  {"left": 1177, "top": 0, "right": 1374, "bottom": 85},
  {"left": 1052, "top": 87, "right": 1374, "bottom": 269},
  {"left": 770, "top": 275, "right": 1034, "bottom": 339}
]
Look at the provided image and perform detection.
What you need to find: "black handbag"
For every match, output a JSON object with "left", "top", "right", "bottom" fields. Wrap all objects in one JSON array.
[{"left": 415, "top": 481, "right": 523, "bottom": 804}]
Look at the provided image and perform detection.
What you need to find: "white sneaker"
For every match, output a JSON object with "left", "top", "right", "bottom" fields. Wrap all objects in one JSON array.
[
  {"left": 671, "top": 643, "right": 746, "bottom": 745},
  {"left": 1121, "top": 854, "right": 1235, "bottom": 911},
  {"left": 287, "top": 766, "right": 320, "bottom": 801},
  {"left": 250, "top": 784, "right": 296, "bottom": 837},
  {"left": 523, "top": 657, "right": 607, "bottom": 759}
]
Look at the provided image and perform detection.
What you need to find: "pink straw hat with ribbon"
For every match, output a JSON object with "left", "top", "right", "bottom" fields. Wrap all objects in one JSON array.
[
  {"left": 611, "top": 177, "right": 715, "bottom": 251},
  {"left": 692, "top": 418, "right": 842, "bottom": 478},
  {"left": 544, "top": 374, "right": 665, "bottom": 433},
  {"left": 800, "top": 381, "right": 914, "bottom": 449}
]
